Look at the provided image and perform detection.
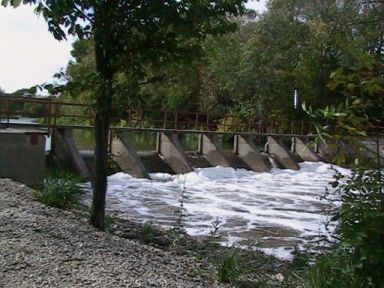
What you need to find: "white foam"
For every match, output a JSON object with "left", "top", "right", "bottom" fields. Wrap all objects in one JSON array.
[{"left": 82, "top": 162, "right": 346, "bottom": 259}]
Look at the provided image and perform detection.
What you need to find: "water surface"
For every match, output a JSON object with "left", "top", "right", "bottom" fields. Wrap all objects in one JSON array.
[{"left": 82, "top": 162, "right": 348, "bottom": 259}]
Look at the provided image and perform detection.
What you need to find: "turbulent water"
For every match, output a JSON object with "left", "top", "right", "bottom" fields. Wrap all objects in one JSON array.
[{"left": 82, "top": 162, "right": 349, "bottom": 259}]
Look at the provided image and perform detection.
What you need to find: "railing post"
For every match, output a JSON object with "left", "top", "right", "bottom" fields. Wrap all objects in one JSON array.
[
  {"left": 6, "top": 99, "right": 10, "bottom": 125},
  {"left": 127, "top": 109, "right": 131, "bottom": 127},
  {"left": 88, "top": 105, "right": 92, "bottom": 126},
  {"left": 163, "top": 111, "right": 167, "bottom": 129},
  {"left": 301, "top": 121, "right": 304, "bottom": 135},
  {"left": 47, "top": 98, "right": 52, "bottom": 135},
  {"left": 53, "top": 102, "right": 59, "bottom": 129},
  {"left": 0, "top": 98, "right": 2, "bottom": 124},
  {"left": 206, "top": 113, "right": 210, "bottom": 131},
  {"left": 140, "top": 109, "right": 143, "bottom": 129},
  {"left": 174, "top": 112, "right": 178, "bottom": 130}
]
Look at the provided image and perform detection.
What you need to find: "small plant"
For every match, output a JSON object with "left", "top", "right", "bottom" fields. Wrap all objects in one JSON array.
[
  {"left": 205, "top": 217, "right": 222, "bottom": 247},
  {"left": 169, "top": 177, "right": 188, "bottom": 247},
  {"left": 289, "top": 168, "right": 384, "bottom": 288},
  {"left": 141, "top": 221, "right": 156, "bottom": 242},
  {"left": 35, "top": 170, "right": 83, "bottom": 210},
  {"left": 216, "top": 250, "right": 243, "bottom": 286},
  {"left": 306, "top": 252, "right": 367, "bottom": 288},
  {"left": 104, "top": 213, "right": 116, "bottom": 233}
]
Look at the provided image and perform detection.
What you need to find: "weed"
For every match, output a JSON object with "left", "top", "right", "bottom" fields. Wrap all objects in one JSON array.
[
  {"left": 216, "top": 249, "right": 244, "bottom": 286},
  {"left": 204, "top": 217, "right": 222, "bottom": 247},
  {"left": 169, "top": 176, "right": 188, "bottom": 247},
  {"left": 35, "top": 170, "right": 83, "bottom": 210},
  {"left": 104, "top": 213, "right": 116, "bottom": 233},
  {"left": 141, "top": 221, "right": 156, "bottom": 242}
]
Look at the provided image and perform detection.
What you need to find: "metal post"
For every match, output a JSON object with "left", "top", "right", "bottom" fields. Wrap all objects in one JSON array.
[
  {"left": 6, "top": 99, "right": 10, "bottom": 125},
  {"left": 174, "top": 112, "right": 178, "bottom": 130},
  {"left": 195, "top": 112, "right": 199, "bottom": 130},
  {"left": 47, "top": 99, "right": 52, "bottom": 135},
  {"left": 163, "top": 111, "right": 167, "bottom": 129},
  {"left": 139, "top": 109, "right": 143, "bottom": 129}
]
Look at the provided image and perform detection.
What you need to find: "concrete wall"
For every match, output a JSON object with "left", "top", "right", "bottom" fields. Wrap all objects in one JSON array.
[
  {"left": 111, "top": 132, "right": 149, "bottom": 178},
  {"left": 157, "top": 132, "right": 192, "bottom": 174},
  {"left": 0, "top": 129, "right": 46, "bottom": 187},
  {"left": 198, "top": 133, "right": 233, "bottom": 167},
  {"left": 234, "top": 135, "right": 271, "bottom": 172},
  {"left": 292, "top": 137, "right": 320, "bottom": 162},
  {"left": 267, "top": 136, "right": 300, "bottom": 170},
  {"left": 52, "top": 128, "right": 90, "bottom": 179}
]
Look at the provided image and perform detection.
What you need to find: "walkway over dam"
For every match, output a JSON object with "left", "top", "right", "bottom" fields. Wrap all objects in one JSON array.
[{"left": 0, "top": 96, "right": 380, "bottom": 186}]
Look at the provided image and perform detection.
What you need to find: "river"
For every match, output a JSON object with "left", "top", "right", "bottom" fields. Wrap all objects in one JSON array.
[
  {"left": 3, "top": 118, "right": 346, "bottom": 259},
  {"left": 82, "top": 162, "right": 348, "bottom": 260}
]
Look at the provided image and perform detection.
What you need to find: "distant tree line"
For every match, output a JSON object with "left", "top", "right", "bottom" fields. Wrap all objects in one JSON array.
[{"left": 56, "top": 0, "right": 383, "bottom": 125}]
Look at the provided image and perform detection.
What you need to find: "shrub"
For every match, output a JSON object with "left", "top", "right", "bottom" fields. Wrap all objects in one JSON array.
[
  {"left": 141, "top": 221, "right": 156, "bottom": 242},
  {"left": 35, "top": 170, "right": 84, "bottom": 210},
  {"left": 217, "top": 250, "right": 244, "bottom": 286},
  {"left": 306, "top": 252, "right": 367, "bottom": 288},
  {"left": 304, "top": 168, "right": 384, "bottom": 288}
]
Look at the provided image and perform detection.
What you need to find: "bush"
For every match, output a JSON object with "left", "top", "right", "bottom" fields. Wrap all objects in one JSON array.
[
  {"left": 306, "top": 252, "right": 368, "bottom": 288},
  {"left": 304, "top": 168, "right": 384, "bottom": 288},
  {"left": 217, "top": 250, "right": 244, "bottom": 286},
  {"left": 35, "top": 170, "right": 84, "bottom": 210}
]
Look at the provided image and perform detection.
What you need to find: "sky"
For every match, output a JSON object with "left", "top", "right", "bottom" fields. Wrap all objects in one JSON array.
[{"left": 0, "top": 1, "right": 266, "bottom": 93}]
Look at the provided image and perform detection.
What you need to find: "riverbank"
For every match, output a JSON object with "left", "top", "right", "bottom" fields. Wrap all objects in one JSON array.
[{"left": 0, "top": 178, "right": 227, "bottom": 287}]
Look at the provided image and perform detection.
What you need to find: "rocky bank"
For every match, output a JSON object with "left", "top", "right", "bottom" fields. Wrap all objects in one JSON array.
[{"left": 0, "top": 178, "right": 225, "bottom": 287}]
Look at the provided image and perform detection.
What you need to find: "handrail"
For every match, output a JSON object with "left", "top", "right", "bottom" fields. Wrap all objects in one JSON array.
[{"left": 0, "top": 95, "right": 342, "bottom": 136}]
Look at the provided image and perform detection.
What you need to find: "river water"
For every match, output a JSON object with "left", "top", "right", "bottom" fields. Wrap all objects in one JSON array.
[
  {"left": 82, "top": 162, "right": 348, "bottom": 259},
  {"left": 2, "top": 119, "right": 347, "bottom": 259}
]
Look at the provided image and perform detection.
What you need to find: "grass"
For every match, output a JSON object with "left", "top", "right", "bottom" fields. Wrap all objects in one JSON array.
[
  {"left": 34, "top": 170, "right": 84, "bottom": 210},
  {"left": 216, "top": 249, "right": 246, "bottom": 287}
]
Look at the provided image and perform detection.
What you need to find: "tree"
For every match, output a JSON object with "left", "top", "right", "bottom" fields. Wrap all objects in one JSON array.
[{"left": 2, "top": 0, "right": 247, "bottom": 230}]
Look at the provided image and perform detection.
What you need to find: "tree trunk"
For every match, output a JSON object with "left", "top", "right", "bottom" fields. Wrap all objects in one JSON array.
[
  {"left": 90, "top": 5, "right": 114, "bottom": 231},
  {"left": 90, "top": 85, "right": 112, "bottom": 231}
]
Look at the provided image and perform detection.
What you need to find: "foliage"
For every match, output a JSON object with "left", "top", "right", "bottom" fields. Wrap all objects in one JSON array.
[
  {"left": 292, "top": 252, "right": 366, "bottom": 288},
  {"left": 216, "top": 249, "right": 244, "bottom": 286},
  {"left": 35, "top": 170, "right": 83, "bottom": 210},
  {"left": 3, "top": 0, "right": 248, "bottom": 230},
  {"left": 328, "top": 168, "right": 384, "bottom": 287},
  {"left": 303, "top": 51, "right": 383, "bottom": 165},
  {"left": 41, "top": 0, "right": 383, "bottom": 127},
  {"left": 169, "top": 179, "right": 188, "bottom": 247},
  {"left": 141, "top": 222, "right": 157, "bottom": 242}
]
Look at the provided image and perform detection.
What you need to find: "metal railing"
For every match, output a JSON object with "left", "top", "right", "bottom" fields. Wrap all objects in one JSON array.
[{"left": 0, "top": 96, "right": 316, "bottom": 135}]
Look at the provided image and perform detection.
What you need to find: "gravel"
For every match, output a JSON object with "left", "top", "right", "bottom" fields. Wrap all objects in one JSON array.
[{"left": 0, "top": 178, "right": 226, "bottom": 287}]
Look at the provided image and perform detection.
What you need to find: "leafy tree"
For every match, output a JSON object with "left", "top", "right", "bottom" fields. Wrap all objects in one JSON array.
[{"left": 2, "top": 0, "right": 247, "bottom": 230}]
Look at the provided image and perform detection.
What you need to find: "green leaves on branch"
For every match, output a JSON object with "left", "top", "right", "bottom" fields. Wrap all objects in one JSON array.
[
  {"left": 327, "top": 168, "right": 384, "bottom": 287},
  {"left": 1, "top": 0, "right": 22, "bottom": 7}
]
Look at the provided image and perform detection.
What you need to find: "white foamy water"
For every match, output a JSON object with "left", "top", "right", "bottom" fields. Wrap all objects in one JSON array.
[{"left": 83, "top": 162, "right": 349, "bottom": 259}]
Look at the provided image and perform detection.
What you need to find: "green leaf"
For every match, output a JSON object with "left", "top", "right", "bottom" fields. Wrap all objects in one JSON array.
[
  {"left": 1, "top": 0, "right": 10, "bottom": 7},
  {"left": 9, "top": 0, "right": 21, "bottom": 7}
]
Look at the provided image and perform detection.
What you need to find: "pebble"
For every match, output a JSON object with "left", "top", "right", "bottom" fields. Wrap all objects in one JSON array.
[{"left": 0, "top": 178, "right": 226, "bottom": 287}]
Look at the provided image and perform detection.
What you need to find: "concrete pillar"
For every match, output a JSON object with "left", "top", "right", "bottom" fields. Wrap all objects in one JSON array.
[
  {"left": 267, "top": 136, "right": 300, "bottom": 170},
  {"left": 0, "top": 129, "right": 46, "bottom": 187},
  {"left": 292, "top": 137, "right": 320, "bottom": 162},
  {"left": 317, "top": 140, "right": 339, "bottom": 163},
  {"left": 111, "top": 132, "right": 149, "bottom": 178},
  {"left": 157, "top": 132, "right": 192, "bottom": 174},
  {"left": 52, "top": 128, "right": 91, "bottom": 179},
  {"left": 198, "top": 133, "right": 233, "bottom": 167},
  {"left": 234, "top": 135, "right": 271, "bottom": 172}
]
